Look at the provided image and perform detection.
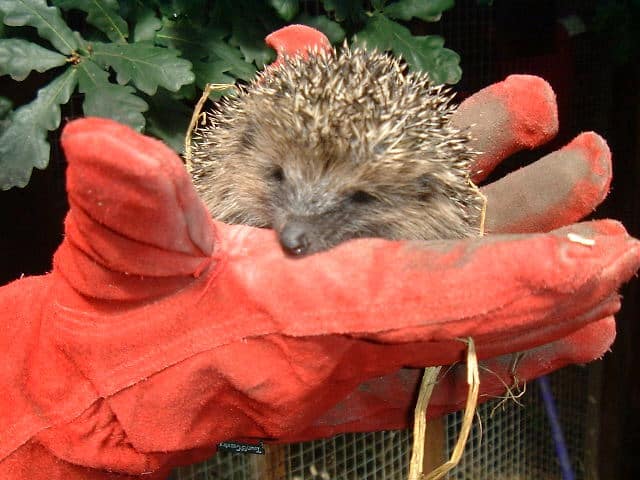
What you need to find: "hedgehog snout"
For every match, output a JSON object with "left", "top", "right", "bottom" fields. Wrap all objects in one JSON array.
[{"left": 279, "top": 220, "right": 313, "bottom": 256}]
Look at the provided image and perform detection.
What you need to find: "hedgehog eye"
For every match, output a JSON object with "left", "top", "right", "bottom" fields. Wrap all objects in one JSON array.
[
  {"left": 270, "top": 166, "right": 285, "bottom": 182},
  {"left": 418, "top": 174, "right": 434, "bottom": 191},
  {"left": 350, "top": 190, "right": 376, "bottom": 204}
]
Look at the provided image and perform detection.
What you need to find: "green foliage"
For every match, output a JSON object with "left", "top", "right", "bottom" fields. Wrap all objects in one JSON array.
[
  {"left": 0, "top": 0, "right": 194, "bottom": 189},
  {"left": 0, "top": 96, "right": 11, "bottom": 119},
  {"left": 384, "top": 0, "right": 455, "bottom": 22},
  {"left": 77, "top": 60, "right": 147, "bottom": 130},
  {"left": 296, "top": 13, "right": 345, "bottom": 43},
  {"left": 132, "top": 7, "right": 161, "bottom": 42},
  {"left": 155, "top": 19, "right": 255, "bottom": 84},
  {"left": 270, "top": 0, "right": 299, "bottom": 22},
  {"left": 144, "top": 88, "right": 192, "bottom": 152},
  {"left": 90, "top": 41, "right": 193, "bottom": 94},
  {"left": 0, "top": 0, "right": 78, "bottom": 53},
  {"left": 355, "top": 13, "right": 461, "bottom": 84},
  {"left": 0, "top": 38, "right": 67, "bottom": 80},
  {"left": 0, "top": 96, "right": 13, "bottom": 135},
  {"left": 0, "top": 67, "right": 76, "bottom": 188},
  {"left": 52, "top": 0, "right": 128, "bottom": 43},
  {"left": 323, "top": 0, "right": 366, "bottom": 23},
  {"left": 0, "top": 0, "right": 463, "bottom": 190}
]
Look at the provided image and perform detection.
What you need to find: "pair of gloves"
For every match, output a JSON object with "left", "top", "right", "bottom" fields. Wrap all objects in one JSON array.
[{"left": 1, "top": 25, "right": 638, "bottom": 480}]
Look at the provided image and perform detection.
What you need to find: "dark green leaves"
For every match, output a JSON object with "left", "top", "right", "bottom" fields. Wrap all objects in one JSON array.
[
  {"left": 206, "top": 40, "right": 256, "bottom": 81},
  {"left": 270, "top": 0, "right": 299, "bottom": 21},
  {"left": 0, "top": 96, "right": 11, "bottom": 135},
  {"left": 297, "top": 14, "right": 345, "bottom": 43},
  {"left": 0, "top": 0, "right": 78, "bottom": 53},
  {"left": 133, "top": 7, "right": 162, "bottom": 42},
  {"left": 384, "top": 0, "right": 455, "bottom": 22},
  {"left": 323, "top": 0, "right": 365, "bottom": 23},
  {"left": 91, "top": 41, "right": 194, "bottom": 94},
  {"left": 154, "top": 0, "right": 206, "bottom": 21},
  {"left": 0, "top": 96, "right": 11, "bottom": 119},
  {"left": 0, "top": 1, "right": 193, "bottom": 188},
  {"left": 230, "top": 24, "right": 275, "bottom": 68},
  {"left": 356, "top": 13, "right": 461, "bottom": 84},
  {"left": 53, "top": 0, "right": 128, "bottom": 43},
  {"left": 77, "top": 60, "right": 147, "bottom": 130},
  {"left": 0, "top": 38, "right": 67, "bottom": 79},
  {"left": 227, "top": 5, "right": 277, "bottom": 68},
  {"left": 0, "top": 0, "right": 79, "bottom": 188},
  {"left": 0, "top": 67, "right": 77, "bottom": 189},
  {"left": 156, "top": 19, "right": 256, "bottom": 85},
  {"left": 191, "top": 59, "right": 235, "bottom": 90},
  {"left": 145, "top": 89, "right": 192, "bottom": 153}
]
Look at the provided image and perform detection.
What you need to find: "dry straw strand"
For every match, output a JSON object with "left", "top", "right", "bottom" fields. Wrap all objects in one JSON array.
[
  {"left": 184, "top": 83, "right": 236, "bottom": 173},
  {"left": 408, "top": 366, "right": 443, "bottom": 480},
  {"left": 425, "top": 337, "right": 479, "bottom": 480},
  {"left": 408, "top": 338, "right": 480, "bottom": 480}
]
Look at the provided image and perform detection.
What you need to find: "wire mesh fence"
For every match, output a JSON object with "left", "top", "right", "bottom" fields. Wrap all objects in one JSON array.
[
  {"left": 172, "top": 364, "right": 598, "bottom": 480},
  {"left": 444, "top": 364, "right": 594, "bottom": 479}
]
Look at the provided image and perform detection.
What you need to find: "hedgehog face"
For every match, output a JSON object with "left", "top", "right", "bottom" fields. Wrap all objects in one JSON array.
[
  {"left": 257, "top": 147, "right": 479, "bottom": 256},
  {"left": 265, "top": 160, "right": 387, "bottom": 255}
]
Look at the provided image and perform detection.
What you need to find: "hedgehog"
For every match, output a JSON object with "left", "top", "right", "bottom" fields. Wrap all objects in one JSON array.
[{"left": 191, "top": 46, "right": 484, "bottom": 256}]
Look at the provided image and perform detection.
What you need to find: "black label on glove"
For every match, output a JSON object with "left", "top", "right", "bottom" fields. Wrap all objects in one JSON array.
[{"left": 217, "top": 440, "right": 265, "bottom": 455}]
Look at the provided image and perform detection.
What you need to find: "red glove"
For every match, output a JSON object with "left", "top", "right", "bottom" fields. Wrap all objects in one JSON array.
[{"left": 1, "top": 25, "right": 638, "bottom": 480}]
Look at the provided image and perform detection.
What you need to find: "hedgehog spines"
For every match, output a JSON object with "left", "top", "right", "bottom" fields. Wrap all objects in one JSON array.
[{"left": 191, "top": 44, "right": 484, "bottom": 251}]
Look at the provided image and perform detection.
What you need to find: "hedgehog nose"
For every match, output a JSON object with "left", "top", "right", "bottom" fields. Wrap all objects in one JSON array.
[{"left": 280, "top": 222, "right": 310, "bottom": 256}]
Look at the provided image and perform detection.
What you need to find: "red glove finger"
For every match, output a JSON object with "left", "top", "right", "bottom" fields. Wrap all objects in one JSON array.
[
  {"left": 56, "top": 118, "right": 216, "bottom": 302},
  {"left": 265, "top": 24, "right": 332, "bottom": 66},
  {"left": 451, "top": 74, "right": 559, "bottom": 183},
  {"left": 483, "top": 131, "right": 611, "bottom": 233},
  {"left": 449, "top": 74, "right": 611, "bottom": 232}
]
